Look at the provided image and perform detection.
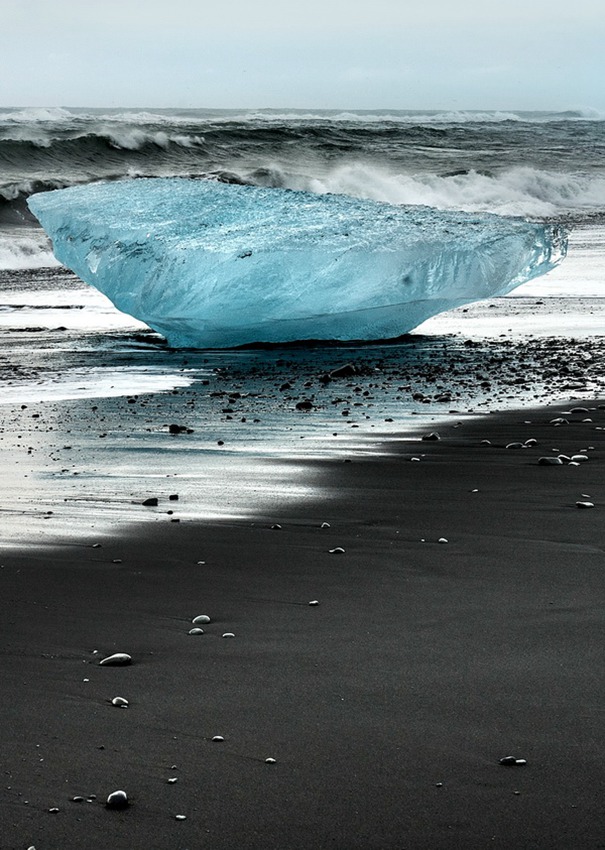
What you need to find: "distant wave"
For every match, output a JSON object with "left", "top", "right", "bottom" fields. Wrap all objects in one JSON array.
[
  {"left": 2, "top": 106, "right": 604, "bottom": 270},
  {"left": 1, "top": 106, "right": 604, "bottom": 125}
]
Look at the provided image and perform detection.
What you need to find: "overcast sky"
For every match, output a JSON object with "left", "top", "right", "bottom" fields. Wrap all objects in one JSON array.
[{"left": 2, "top": 0, "right": 604, "bottom": 111}]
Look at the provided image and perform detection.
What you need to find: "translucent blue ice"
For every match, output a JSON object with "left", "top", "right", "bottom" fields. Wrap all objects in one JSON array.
[{"left": 28, "top": 178, "right": 566, "bottom": 348}]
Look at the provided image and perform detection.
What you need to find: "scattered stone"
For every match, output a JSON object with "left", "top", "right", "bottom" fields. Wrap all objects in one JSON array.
[
  {"left": 222, "top": 632, "right": 235, "bottom": 638},
  {"left": 329, "top": 363, "right": 358, "bottom": 379},
  {"left": 167, "top": 777, "right": 178, "bottom": 784},
  {"left": 192, "top": 614, "right": 211, "bottom": 624},
  {"left": 320, "top": 522, "right": 331, "bottom": 528},
  {"left": 188, "top": 627, "right": 205, "bottom": 635},
  {"left": 48, "top": 807, "right": 60, "bottom": 813},
  {"left": 422, "top": 432, "right": 440, "bottom": 441},
  {"left": 111, "top": 697, "right": 129, "bottom": 708},
  {"left": 142, "top": 497, "right": 158, "bottom": 506},
  {"left": 576, "top": 501, "right": 595, "bottom": 509},
  {"left": 212, "top": 735, "right": 225, "bottom": 742},
  {"left": 92, "top": 543, "right": 102, "bottom": 548},
  {"left": 169, "top": 494, "right": 179, "bottom": 501},
  {"left": 480, "top": 439, "right": 492, "bottom": 446},
  {"left": 505, "top": 442, "right": 524, "bottom": 449},
  {"left": 106, "top": 790, "right": 129, "bottom": 809},
  {"left": 524, "top": 438, "right": 538, "bottom": 446},
  {"left": 71, "top": 796, "right": 85, "bottom": 803},
  {"left": 99, "top": 653, "right": 132, "bottom": 666},
  {"left": 270, "top": 524, "right": 282, "bottom": 530},
  {"left": 175, "top": 814, "right": 187, "bottom": 820},
  {"left": 112, "top": 559, "right": 123, "bottom": 564},
  {"left": 328, "top": 547, "right": 345, "bottom": 554},
  {"left": 295, "top": 399, "right": 314, "bottom": 411},
  {"left": 438, "top": 537, "right": 448, "bottom": 544},
  {"left": 499, "top": 756, "right": 526, "bottom": 766},
  {"left": 308, "top": 600, "right": 320, "bottom": 606},
  {"left": 265, "top": 757, "right": 277, "bottom": 764},
  {"left": 538, "top": 456, "right": 563, "bottom": 465},
  {"left": 570, "top": 454, "right": 588, "bottom": 463}
]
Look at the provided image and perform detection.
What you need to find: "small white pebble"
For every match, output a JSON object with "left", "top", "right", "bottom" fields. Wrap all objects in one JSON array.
[
  {"left": 212, "top": 735, "right": 224, "bottom": 742},
  {"left": 111, "top": 697, "right": 129, "bottom": 708},
  {"left": 188, "top": 628, "right": 204, "bottom": 635},
  {"left": 112, "top": 559, "right": 123, "bottom": 564},
  {"left": 196, "top": 560, "right": 206, "bottom": 565},
  {"left": 99, "top": 653, "right": 132, "bottom": 667},
  {"left": 192, "top": 614, "right": 211, "bottom": 624},
  {"left": 265, "top": 757, "right": 276, "bottom": 764},
  {"left": 106, "top": 790, "right": 128, "bottom": 809},
  {"left": 222, "top": 632, "right": 235, "bottom": 638},
  {"left": 328, "top": 547, "right": 345, "bottom": 554},
  {"left": 175, "top": 814, "right": 187, "bottom": 821},
  {"left": 576, "top": 501, "right": 595, "bottom": 509},
  {"left": 438, "top": 538, "right": 448, "bottom": 544},
  {"left": 308, "top": 600, "right": 319, "bottom": 606},
  {"left": 167, "top": 777, "right": 178, "bottom": 784},
  {"left": 320, "top": 522, "right": 331, "bottom": 528}
]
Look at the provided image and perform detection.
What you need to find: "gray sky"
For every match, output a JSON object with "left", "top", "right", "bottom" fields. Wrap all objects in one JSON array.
[{"left": 2, "top": 0, "right": 604, "bottom": 111}]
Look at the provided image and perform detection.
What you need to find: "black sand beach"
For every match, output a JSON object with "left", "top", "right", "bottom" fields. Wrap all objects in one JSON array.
[{"left": 2, "top": 396, "right": 604, "bottom": 849}]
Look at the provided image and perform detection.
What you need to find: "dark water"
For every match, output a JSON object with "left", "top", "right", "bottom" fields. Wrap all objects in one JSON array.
[{"left": 2, "top": 108, "right": 605, "bottom": 233}]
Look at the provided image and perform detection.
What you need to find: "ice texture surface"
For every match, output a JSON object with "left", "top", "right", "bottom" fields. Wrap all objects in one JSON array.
[{"left": 28, "top": 178, "right": 566, "bottom": 348}]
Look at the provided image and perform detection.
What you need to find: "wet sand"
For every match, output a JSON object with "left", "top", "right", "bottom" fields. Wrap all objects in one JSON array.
[{"left": 1, "top": 399, "right": 604, "bottom": 849}]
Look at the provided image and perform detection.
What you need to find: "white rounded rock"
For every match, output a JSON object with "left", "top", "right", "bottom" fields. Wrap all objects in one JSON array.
[
  {"left": 99, "top": 653, "right": 132, "bottom": 667},
  {"left": 328, "top": 547, "right": 345, "bottom": 554},
  {"left": 188, "top": 627, "right": 204, "bottom": 635},
  {"left": 192, "top": 615, "right": 211, "bottom": 624},
  {"left": 111, "top": 697, "right": 129, "bottom": 708},
  {"left": 106, "top": 790, "right": 129, "bottom": 809},
  {"left": 576, "top": 501, "right": 595, "bottom": 509},
  {"left": 222, "top": 632, "right": 235, "bottom": 638}
]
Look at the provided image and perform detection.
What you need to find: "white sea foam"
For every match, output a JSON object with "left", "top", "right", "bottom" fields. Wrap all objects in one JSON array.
[
  {"left": 272, "top": 163, "right": 605, "bottom": 217},
  {"left": 104, "top": 127, "right": 206, "bottom": 150},
  {"left": 0, "top": 106, "right": 74, "bottom": 123},
  {"left": 0, "top": 232, "right": 60, "bottom": 269}
]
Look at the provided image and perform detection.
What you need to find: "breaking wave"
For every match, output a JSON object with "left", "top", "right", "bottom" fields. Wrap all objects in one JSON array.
[{"left": 2, "top": 106, "right": 604, "bottom": 269}]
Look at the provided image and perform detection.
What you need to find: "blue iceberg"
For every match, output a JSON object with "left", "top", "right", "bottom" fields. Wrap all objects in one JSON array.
[{"left": 28, "top": 178, "right": 566, "bottom": 348}]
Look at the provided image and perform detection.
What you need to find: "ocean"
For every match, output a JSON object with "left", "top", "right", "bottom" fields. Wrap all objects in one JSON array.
[{"left": 1, "top": 106, "right": 605, "bottom": 270}]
